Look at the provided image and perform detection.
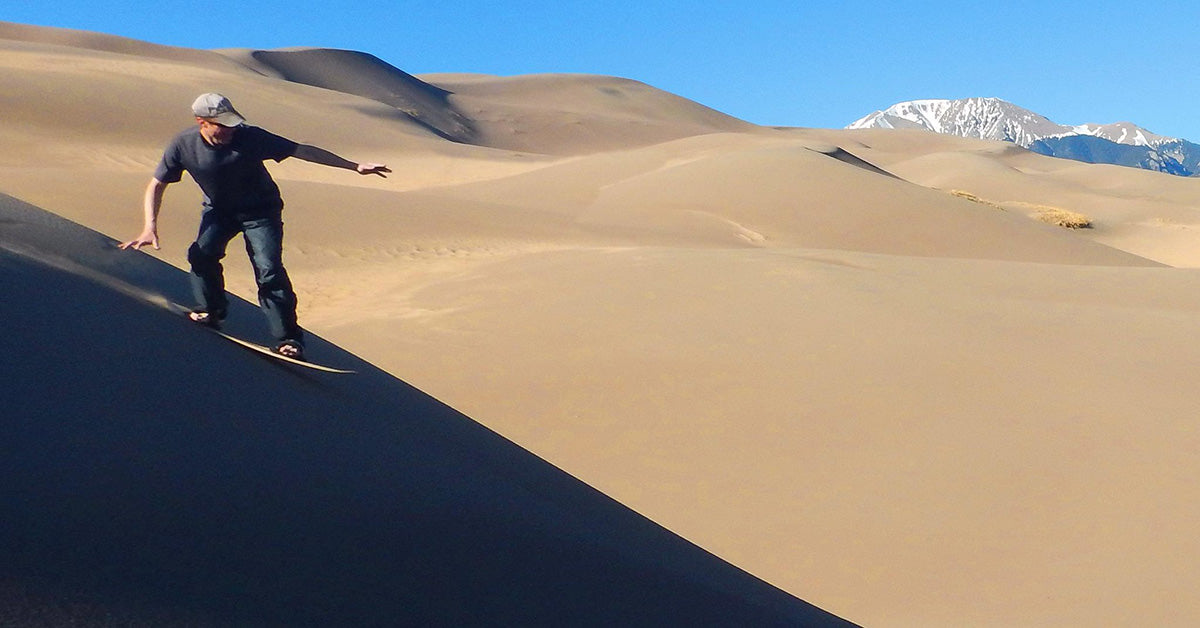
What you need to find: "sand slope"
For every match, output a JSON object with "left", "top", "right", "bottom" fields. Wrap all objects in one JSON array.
[
  {"left": 0, "top": 194, "right": 849, "bottom": 626},
  {"left": 5, "top": 21, "right": 1200, "bottom": 627},
  {"left": 806, "top": 128, "right": 1200, "bottom": 267},
  {"left": 219, "top": 47, "right": 478, "bottom": 143}
]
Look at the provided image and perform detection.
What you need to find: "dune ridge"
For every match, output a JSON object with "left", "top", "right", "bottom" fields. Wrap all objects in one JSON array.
[
  {"left": 219, "top": 47, "right": 478, "bottom": 143},
  {"left": 5, "top": 20, "right": 1200, "bottom": 626}
]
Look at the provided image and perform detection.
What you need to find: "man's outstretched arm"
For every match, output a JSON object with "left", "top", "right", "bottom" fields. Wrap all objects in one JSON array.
[
  {"left": 292, "top": 144, "right": 390, "bottom": 177},
  {"left": 119, "top": 178, "right": 168, "bottom": 250}
]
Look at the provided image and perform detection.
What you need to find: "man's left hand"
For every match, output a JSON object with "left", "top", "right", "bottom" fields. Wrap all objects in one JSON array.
[{"left": 357, "top": 163, "right": 391, "bottom": 177}]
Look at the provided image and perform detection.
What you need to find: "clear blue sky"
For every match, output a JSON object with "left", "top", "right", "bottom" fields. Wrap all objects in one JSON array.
[{"left": 7, "top": 1, "right": 1200, "bottom": 140}]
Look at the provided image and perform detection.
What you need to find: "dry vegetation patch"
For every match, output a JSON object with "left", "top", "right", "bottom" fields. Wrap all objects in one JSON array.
[
  {"left": 1032, "top": 207, "right": 1093, "bottom": 229},
  {"left": 947, "top": 189, "right": 1093, "bottom": 230},
  {"left": 948, "top": 189, "right": 1006, "bottom": 210}
]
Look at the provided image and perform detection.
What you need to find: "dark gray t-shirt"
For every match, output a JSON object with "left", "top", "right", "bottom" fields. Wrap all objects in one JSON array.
[{"left": 154, "top": 125, "right": 299, "bottom": 219}]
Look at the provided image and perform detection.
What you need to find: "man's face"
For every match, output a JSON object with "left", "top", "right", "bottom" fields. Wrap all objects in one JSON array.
[{"left": 197, "top": 117, "right": 238, "bottom": 146}]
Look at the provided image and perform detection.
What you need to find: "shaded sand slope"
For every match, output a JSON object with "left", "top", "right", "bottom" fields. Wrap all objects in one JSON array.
[
  {"left": 219, "top": 47, "right": 477, "bottom": 143},
  {"left": 0, "top": 194, "right": 852, "bottom": 626},
  {"left": 216, "top": 47, "right": 755, "bottom": 156}
]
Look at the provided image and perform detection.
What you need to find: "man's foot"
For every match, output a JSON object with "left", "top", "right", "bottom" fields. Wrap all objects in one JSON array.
[
  {"left": 188, "top": 310, "right": 224, "bottom": 329},
  {"left": 274, "top": 339, "right": 305, "bottom": 361}
]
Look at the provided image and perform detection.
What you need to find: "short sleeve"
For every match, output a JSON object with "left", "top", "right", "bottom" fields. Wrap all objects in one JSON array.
[
  {"left": 153, "top": 140, "right": 184, "bottom": 183},
  {"left": 247, "top": 126, "right": 299, "bottom": 163}
]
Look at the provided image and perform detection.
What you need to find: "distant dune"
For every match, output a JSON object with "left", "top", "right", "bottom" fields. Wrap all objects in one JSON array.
[
  {"left": 219, "top": 47, "right": 478, "bottom": 143},
  {"left": 5, "top": 20, "right": 1200, "bottom": 627}
]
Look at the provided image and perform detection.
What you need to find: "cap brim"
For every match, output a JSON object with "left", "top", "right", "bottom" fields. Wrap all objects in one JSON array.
[{"left": 211, "top": 111, "right": 246, "bottom": 127}]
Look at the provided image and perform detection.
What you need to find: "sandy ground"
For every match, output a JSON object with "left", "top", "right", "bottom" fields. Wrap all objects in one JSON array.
[{"left": 5, "top": 21, "right": 1200, "bottom": 626}]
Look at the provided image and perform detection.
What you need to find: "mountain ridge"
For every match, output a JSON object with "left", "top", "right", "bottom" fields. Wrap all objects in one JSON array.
[{"left": 848, "top": 97, "right": 1200, "bottom": 176}]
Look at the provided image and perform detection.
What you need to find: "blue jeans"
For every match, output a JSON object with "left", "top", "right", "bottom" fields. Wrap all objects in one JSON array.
[{"left": 187, "top": 210, "right": 303, "bottom": 344}]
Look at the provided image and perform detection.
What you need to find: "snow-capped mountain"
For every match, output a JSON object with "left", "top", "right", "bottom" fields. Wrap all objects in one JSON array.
[
  {"left": 848, "top": 98, "right": 1071, "bottom": 147},
  {"left": 1070, "top": 122, "right": 1170, "bottom": 147},
  {"left": 847, "top": 98, "right": 1200, "bottom": 176}
]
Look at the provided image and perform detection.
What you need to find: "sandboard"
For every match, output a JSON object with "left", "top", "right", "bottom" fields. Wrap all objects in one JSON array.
[
  {"left": 164, "top": 302, "right": 355, "bottom": 374},
  {"left": 210, "top": 328, "right": 356, "bottom": 374}
]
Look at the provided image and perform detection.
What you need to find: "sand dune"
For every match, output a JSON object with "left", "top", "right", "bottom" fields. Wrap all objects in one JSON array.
[
  {"left": 5, "top": 20, "right": 1200, "bottom": 626},
  {"left": 0, "top": 21, "right": 243, "bottom": 67},
  {"left": 423, "top": 72, "right": 756, "bottom": 154},
  {"left": 0, "top": 194, "right": 847, "bottom": 625},
  {"left": 220, "top": 47, "right": 477, "bottom": 143},
  {"left": 814, "top": 128, "right": 1200, "bottom": 267}
]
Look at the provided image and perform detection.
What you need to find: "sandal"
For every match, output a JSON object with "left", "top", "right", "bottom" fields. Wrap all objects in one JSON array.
[
  {"left": 188, "top": 310, "right": 225, "bottom": 329},
  {"left": 274, "top": 339, "right": 306, "bottom": 361}
]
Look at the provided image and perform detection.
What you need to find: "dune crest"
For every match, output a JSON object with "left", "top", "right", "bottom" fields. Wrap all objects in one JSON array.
[{"left": 219, "top": 47, "right": 478, "bottom": 143}]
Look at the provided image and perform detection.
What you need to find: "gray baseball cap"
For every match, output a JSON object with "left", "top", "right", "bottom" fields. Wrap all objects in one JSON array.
[{"left": 191, "top": 93, "right": 246, "bottom": 127}]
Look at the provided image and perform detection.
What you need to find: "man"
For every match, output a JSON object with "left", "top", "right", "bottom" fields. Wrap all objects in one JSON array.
[{"left": 120, "top": 93, "right": 389, "bottom": 359}]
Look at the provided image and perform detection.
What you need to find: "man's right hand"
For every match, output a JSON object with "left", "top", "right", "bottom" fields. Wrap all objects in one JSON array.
[{"left": 119, "top": 227, "right": 159, "bottom": 250}]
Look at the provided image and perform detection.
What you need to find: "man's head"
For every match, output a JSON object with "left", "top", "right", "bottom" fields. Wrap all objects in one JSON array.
[
  {"left": 192, "top": 93, "right": 245, "bottom": 127},
  {"left": 192, "top": 93, "right": 244, "bottom": 146}
]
